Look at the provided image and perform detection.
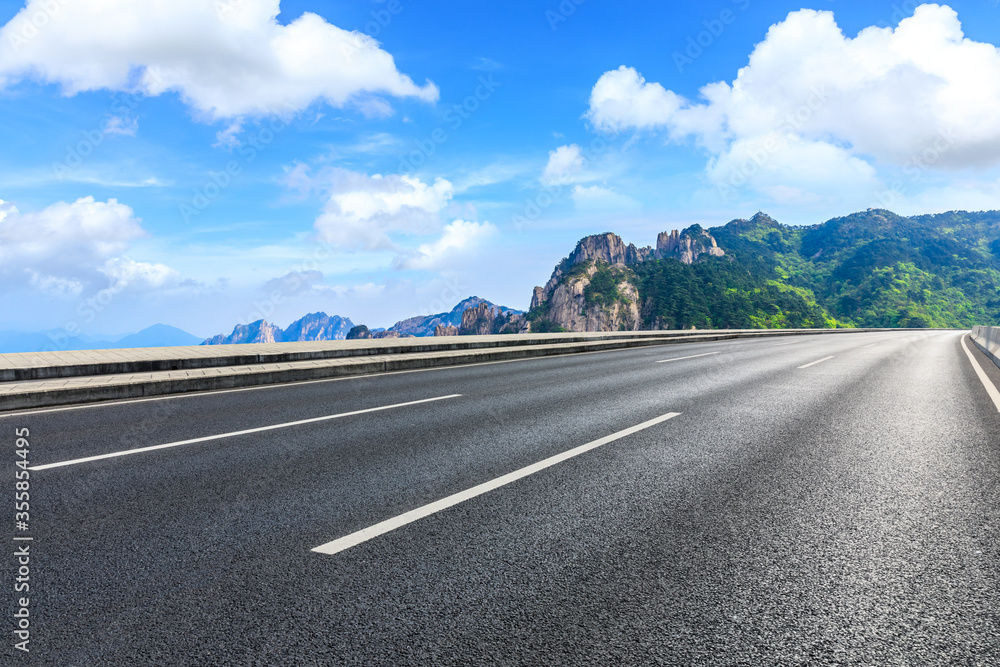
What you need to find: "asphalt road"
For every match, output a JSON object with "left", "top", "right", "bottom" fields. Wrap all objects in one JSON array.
[{"left": 5, "top": 330, "right": 999, "bottom": 665}]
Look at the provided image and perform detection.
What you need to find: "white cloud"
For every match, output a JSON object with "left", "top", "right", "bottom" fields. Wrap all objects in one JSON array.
[
  {"left": 708, "top": 133, "right": 880, "bottom": 204},
  {"left": 103, "top": 115, "right": 138, "bottom": 136},
  {"left": 101, "top": 257, "right": 179, "bottom": 289},
  {"left": 304, "top": 167, "right": 498, "bottom": 272},
  {"left": 878, "top": 176, "right": 1000, "bottom": 216},
  {"left": 541, "top": 144, "right": 586, "bottom": 186},
  {"left": 259, "top": 270, "right": 325, "bottom": 295},
  {"left": 471, "top": 57, "right": 503, "bottom": 72},
  {"left": 571, "top": 185, "right": 641, "bottom": 212},
  {"left": 213, "top": 118, "right": 244, "bottom": 149},
  {"left": 0, "top": 196, "right": 178, "bottom": 295},
  {"left": 308, "top": 282, "right": 386, "bottom": 298},
  {"left": 0, "top": 0, "right": 438, "bottom": 120},
  {"left": 587, "top": 4, "right": 1000, "bottom": 204},
  {"left": 351, "top": 282, "right": 386, "bottom": 298},
  {"left": 314, "top": 169, "right": 454, "bottom": 251},
  {"left": 586, "top": 66, "right": 684, "bottom": 135},
  {"left": 393, "top": 220, "right": 498, "bottom": 271},
  {"left": 452, "top": 160, "right": 535, "bottom": 193}
]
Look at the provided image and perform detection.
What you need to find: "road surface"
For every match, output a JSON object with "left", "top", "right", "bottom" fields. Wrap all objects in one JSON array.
[{"left": 6, "top": 330, "right": 999, "bottom": 665}]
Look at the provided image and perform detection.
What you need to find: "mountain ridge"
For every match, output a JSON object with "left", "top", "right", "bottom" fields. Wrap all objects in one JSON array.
[
  {"left": 527, "top": 208, "right": 1000, "bottom": 332},
  {"left": 0, "top": 324, "right": 203, "bottom": 354},
  {"left": 202, "top": 312, "right": 354, "bottom": 345},
  {"left": 200, "top": 297, "right": 525, "bottom": 345}
]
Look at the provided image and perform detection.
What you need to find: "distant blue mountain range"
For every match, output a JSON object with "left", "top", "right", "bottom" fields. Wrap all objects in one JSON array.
[
  {"left": 0, "top": 324, "right": 203, "bottom": 354},
  {"left": 2, "top": 296, "right": 524, "bottom": 353}
]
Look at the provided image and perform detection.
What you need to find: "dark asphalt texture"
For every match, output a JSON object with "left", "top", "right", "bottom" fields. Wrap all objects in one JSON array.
[{"left": 4, "top": 330, "right": 999, "bottom": 665}]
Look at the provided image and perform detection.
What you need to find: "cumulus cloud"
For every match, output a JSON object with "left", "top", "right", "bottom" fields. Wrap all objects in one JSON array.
[
  {"left": 306, "top": 168, "right": 497, "bottom": 271},
  {"left": 587, "top": 4, "right": 1000, "bottom": 202},
  {"left": 103, "top": 115, "right": 139, "bottom": 136},
  {"left": 259, "top": 269, "right": 325, "bottom": 296},
  {"left": 393, "top": 219, "right": 498, "bottom": 270},
  {"left": 587, "top": 67, "right": 685, "bottom": 135},
  {"left": 0, "top": 0, "right": 438, "bottom": 119},
  {"left": 101, "top": 257, "right": 179, "bottom": 288},
  {"left": 571, "top": 185, "right": 641, "bottom": 212},
  {"left": 0, "top": 196, "right": 178, "bottom": 295},
  {"left": 314, "top": 169, "right": 454, "bottom": 251},
  {"left": 213, "top": 119, "right": 244, "bottom": 149},
  {"left": 541, "top": 144, "right": 586, "bottom": 186},
  {"left": 351, "top": 282, "right": 386, "bottom": 298},
  {"left": 538, "top": 143, "right": 639, "bottom": 212}
]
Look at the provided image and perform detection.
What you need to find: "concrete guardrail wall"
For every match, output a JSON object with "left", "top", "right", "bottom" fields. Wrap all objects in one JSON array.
[{"left": 971, "top": 326, "right": 1000, "bottom": 369}]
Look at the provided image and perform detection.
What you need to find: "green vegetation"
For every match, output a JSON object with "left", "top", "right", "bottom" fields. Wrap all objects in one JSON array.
[
  {"left": 528, "top": 319, "right": 568, "bottom": 333},
  {"left": 632, "top": 254, "right": 840, "bottom": 329},
  {"left": 583, "top": 263, "right": 629, "bottom": 308},
  {"left": 698, "top": 209, "right": 1000, "bottom": 329},
  {"left": 525, "top": 303, "right": 568, "bottom": 332},
  {"left": 548, "top": 209, "right": 1000, "bottom": 330}
]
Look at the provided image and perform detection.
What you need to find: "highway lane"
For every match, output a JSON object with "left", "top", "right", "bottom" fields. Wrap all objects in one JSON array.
[{"left": 5, "top": 330, "right": 999, "bottom": 664}]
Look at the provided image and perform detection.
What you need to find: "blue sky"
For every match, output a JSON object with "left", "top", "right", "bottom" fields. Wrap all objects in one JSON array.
[{"left": 1, "top": 0, "right": 999, "bottom": 338}]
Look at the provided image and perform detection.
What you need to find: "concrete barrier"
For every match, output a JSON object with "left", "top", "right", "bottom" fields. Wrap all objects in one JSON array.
[{"left": 971, "top": 326, "right": 1000, "bottom": 369}]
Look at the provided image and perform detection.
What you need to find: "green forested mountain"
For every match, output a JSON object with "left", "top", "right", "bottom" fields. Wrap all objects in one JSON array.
[
  {"left": 706, "top": 209, "right": 1000, "bottom": 328},
  {"left": 529, "top": 209, "right": 1000, "bottom": 331}
]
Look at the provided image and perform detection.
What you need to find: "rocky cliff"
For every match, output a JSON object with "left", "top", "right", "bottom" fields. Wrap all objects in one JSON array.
[
  {"left": 532, "top": 261, "right": 642, "bottom": 332},
  {"left": 346, "top": 325, "right": 371, "bottom": 340},
  {"left": 388, "top": 296, "right": 519, "bottom": 336},
  {"left": 202, "top": 312, "right": 354, "bottom": 345},
  {"left": 202, "top": 319, "right": 283, "bottom": 345},
  {"left": 529, "top": 226, "right": 725, "bottom": 332},
  {"left": 282, "top": 312, "right": 354, "bottom": 341},
  {"left": 655, "top": 225, "right": 725, "bottom": 264},
  {"left": 459, "top": 303, "right": 528, "bottom": 335}
]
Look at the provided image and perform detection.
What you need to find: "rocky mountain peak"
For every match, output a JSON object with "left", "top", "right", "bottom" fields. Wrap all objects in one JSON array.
[
  {"left": 202, "top": 319, "right": 282, "bottom": 345},
  {"left": 282, "top": 312, "right": 354, "bottom": 342},
  {"left": 749, "top": 211, "right": 779, "bottom": 226},
  {"left": 346, "top": 325, "right": 371, "bottom": 340},
  {"left": 386, "top": 296, "right": 514, "bottom": 337},
  {"left": 656, "top": 225, "right": 725, "bottom": 264},
  {"left": 202, "top": 312, "right": 353, "bottom": 345},
  {"left": 566, "top": 232, "right": 652, "bottom": 268},
  {"left": 459, "top": 302, "right": 528, "bottom": 335}
]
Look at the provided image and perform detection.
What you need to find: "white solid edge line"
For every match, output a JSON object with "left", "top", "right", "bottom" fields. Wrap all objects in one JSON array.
[
  {"left": 961, "top": 335, "right": 1000, "bottom": 412},
  {"left": 311, "top": 411, "right": 683, "bottom": 556},
  {"left": 772, "top": 341, "right": 801, "bottom": 346},
  {"left": 798, "top": 355, "right": 835, "bottom": 369},
  {"left": 29, "top": 394, "right": 463, "bottom": 471},
  {"left": 656, "top": 351, "right": 721, "bottom": 363}
]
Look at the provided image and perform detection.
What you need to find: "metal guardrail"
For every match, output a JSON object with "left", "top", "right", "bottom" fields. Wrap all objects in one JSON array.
[{"left": 971, "top": 326, "right": 1000, "bottom": 369}]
